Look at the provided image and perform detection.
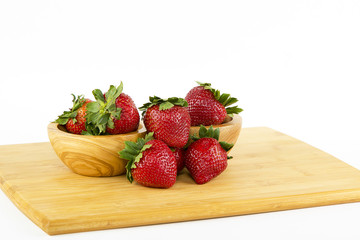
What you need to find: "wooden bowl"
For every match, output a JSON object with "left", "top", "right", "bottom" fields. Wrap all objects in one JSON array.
[
  {"left": 48, "top": 115, "right": 242, "bottom": 177},
  {"left": 189, "top": 115, "right": 242, "bottom": 152},
  {"left": 48, "top": 123, "right": 146, "bottom": 177}
]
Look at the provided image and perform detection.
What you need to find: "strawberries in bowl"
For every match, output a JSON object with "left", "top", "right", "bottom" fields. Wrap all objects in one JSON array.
[
  {"left": 139, "top": 96, "right": 191, "bottom": 148},
  {"left": 85, "top": 82, "right": 140, "bottom": 135},
  {"left": 185, "top": 82, "right": 243, "bottom": 126},
  {"left": 54, "top": 95, "right": 92, "bottom": 134},
  {"left": 49, "top": 82, "right": 144, "bottom": 177},
  {"left": 50, "top": 80, "right": 243, "bottom": 186},
  {"left": 54, "top": 82, "right": 140, "bottom": 136}
]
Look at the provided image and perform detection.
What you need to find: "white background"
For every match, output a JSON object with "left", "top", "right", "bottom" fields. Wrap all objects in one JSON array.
[{"left": 1, "top": 0, "right": 360, "bottom": 239}]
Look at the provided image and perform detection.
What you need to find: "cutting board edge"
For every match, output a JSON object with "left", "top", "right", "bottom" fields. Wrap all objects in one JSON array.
[
  {"left": 0, "top": 174, "right": 51, "bottom": 235},
  {"left": 42, "top": 187, "right": 360, "bottom": 235},
  {"left": 2, "top": 127, "right": 360, "bottom": 235}
]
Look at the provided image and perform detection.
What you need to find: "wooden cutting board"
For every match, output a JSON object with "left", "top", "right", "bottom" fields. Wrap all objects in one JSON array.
[{"left": 1, "top": 127, "right": 360, "bottom": 235}]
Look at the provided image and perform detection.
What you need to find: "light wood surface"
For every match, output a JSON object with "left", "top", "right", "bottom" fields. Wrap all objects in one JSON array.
[
  {"left": 1, "top": 127, "right": 360, "bottom": 235},
  {"left": 47, "top": 123, "right": 147, "bottom": 177}
]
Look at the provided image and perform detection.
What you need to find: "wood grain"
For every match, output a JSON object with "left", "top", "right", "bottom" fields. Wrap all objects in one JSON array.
[
  {"left": 1, "top": 127, "right": 360, "bottom": 235},
  {"left": 47, "top": 123, "right": 147, "bottom": 177}
]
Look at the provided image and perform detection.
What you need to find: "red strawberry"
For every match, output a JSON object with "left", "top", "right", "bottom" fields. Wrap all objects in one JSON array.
[
  {"left": 139, "top": 96, "right": 191, "bottom": 148},
  {"left": 185, "top": 85, "right": 215, "bottom": 101},
  {"left": 106, "top": 93, "right": 140, "bottom": 134},
  {"left": 185, "top": 82, "right": 243, "bottom": 126},
  {"left": 172, "top": 147, "right": 186, "bottom": 173},
  {"left": 55, "top": 94, "right": 92, "bottom": 134},
  {"left": 85, "top": 82, "right": 140, "bottom": 135},
  {"left": 186, "top": 97, "right": 227, "bottom": 126},
  {"left": 119, "top": 133, "right": 177, "bottom": 188},
  {"left": 185, "top": 125, "right": 234, "bottom": 184}
]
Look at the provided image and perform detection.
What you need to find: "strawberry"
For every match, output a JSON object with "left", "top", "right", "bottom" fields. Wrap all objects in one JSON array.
[
  {"left": 84, "top": 82, "right": 140, "bottom": 135},
  {"left": 139, "top": 96, "right": 191, "bottom": 148},
  {"left": 185, "top": 82, "right": 243, "bottom": 126},
  {"left": 54, "top": 94, "right": 92, "bottom": 134},
  {"left": 185, "top": 125, "right": 234, "bottom": 184},
  {"left": 119, "top": 132, "right": 177, "bottom": 188},
  {"left": 105, "top": 93, "right": 140, "bottom": 135},
  {"left": 172, "top": 147, "right": 186, "bottom": 173}
]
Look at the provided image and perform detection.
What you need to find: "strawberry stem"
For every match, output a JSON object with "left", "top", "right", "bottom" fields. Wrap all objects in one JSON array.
[{"left": 84, "top": 82, "right": 123, "bottom": 135}]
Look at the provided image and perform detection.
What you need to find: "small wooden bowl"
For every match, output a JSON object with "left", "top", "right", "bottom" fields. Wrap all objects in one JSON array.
[
  {"left": 48, "top": 115, "right": 242, "bottom": 177},
  {"left": 189, "top": 115, "right": 242, "bottom": 152},
  {"left": 48, "top": 123, "right": 146, "bottom": 177}
]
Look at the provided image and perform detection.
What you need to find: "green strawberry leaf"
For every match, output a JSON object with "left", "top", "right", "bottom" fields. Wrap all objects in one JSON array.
[
  {"left": 86, "top": 102, "right": 101, "bottom": 113},
  {"left": 199, "top": 125, "right": 208, "bottom": 139},
  {"left": 191, "top": 133, "right": 200, "bottom": 141},
  {"left": 81, "top": 130, "right": 92, "bottom": 135},
  {"left": 193, "top": 125, "right": 220, "bottom": 140},
  {"left": 191, "top": 125, "right": 234, "bottom": 157},
  {"left": 139, "top": 96, "right": 188, "bottom": 117},
  {"left": 116, "top": 82, "right": 124, "bottom": 98},
  {"left": 107, "top": 118, "right": 115, "bottom": 129},
  {"left": 54, "top": 94, "right": 86, "bottom": 125},
  {"left": 70, "top": 94, "right": 86, "bottom": 112},
  {"left": 213, "top": 128, "right": 220, "bottom": 141},
  {"left": 119, "top": 132, "right": 154, "bottom": 183},
  {"left": 105, "top": 82, "right": 123, "bottom": 105},
  {"left": 55, "top": 117, "right": 69, "bottom": 125},
  {"left": 218, "top": 93, "right": 230, "bottom": 105},
  {"left": 110, "top": 108, "right": 121, "bottom": 120},
  {"left": 159, "top": 101, "right": 174, "bottom": 110},
  {"left": 219, "top": 141, "right": 234, "bottom": 152},
  {"left": 130, "top": 144, "right": 152, "bottom": 168},
  {"left": 223, "top": 97, "right": 238, "bottom": 107},
  {"left": 60, "top": 111, "right": 78, "bottom": 118},
  {"left": 144, "top": 132, "right": 155, "bottom": 142},
  {"left": 140, "top": 143, "right": 151, "bottom": 152},
  {"left": 84, "top": 82, "right": 124, "bottom": 135},
  {"left": 226, "top": 106, "right": 243, "bottom": 115},
  {"left": 120, "top": 151, "right": 136, "bottom": 162},
  {"left": 92, "top": 89, "right": 105, "bottom": 103},
  {"left": 107, "top": 102, "right": 116, "bottom": 112},
  {"left": 131, "top": 151, "right": 144, "bottom": 168},
  {"left": 196, "top": 81, "right": 212, "bottom": 89},
  {"left": 98, "top": 113, "right": 110, "bottom": 125},
  {"left": 105, "top": 85, "right": 116, "bottom": 101}
]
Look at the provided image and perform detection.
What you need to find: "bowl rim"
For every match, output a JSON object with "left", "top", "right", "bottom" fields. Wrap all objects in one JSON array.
[
  {"left": 47, "top": 122, "right": 147, "bottom": 139},
  {"left": 189, "top": 114, "right": 242, "bottom": 129},
  {"left": 48, "top": 115, "right": 242, "bottom": 139}
]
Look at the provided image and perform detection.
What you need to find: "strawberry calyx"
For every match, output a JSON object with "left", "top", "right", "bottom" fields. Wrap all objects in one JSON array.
[
  {"left": 54, "top": 94, "right": 86, "bottom": 125},
  {"left": 191, "top": 125, "right": 234, "bottom": 158},
  {"left": 83, "top": 82, "right": 123, "bottom": 135},
  {"left": 119, "top": 132, "right": 155, "bottom": 183},
  {"left": 139, "top": 96, "right": 188, "bottom": 117},
  {"left": 196, "top": 81, "right": 243, "bottom": 117}
]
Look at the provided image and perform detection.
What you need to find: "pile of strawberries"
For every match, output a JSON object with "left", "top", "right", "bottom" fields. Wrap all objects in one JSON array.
[{"left": 55, "top": 82, "right": 242, "bottom": 188}]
